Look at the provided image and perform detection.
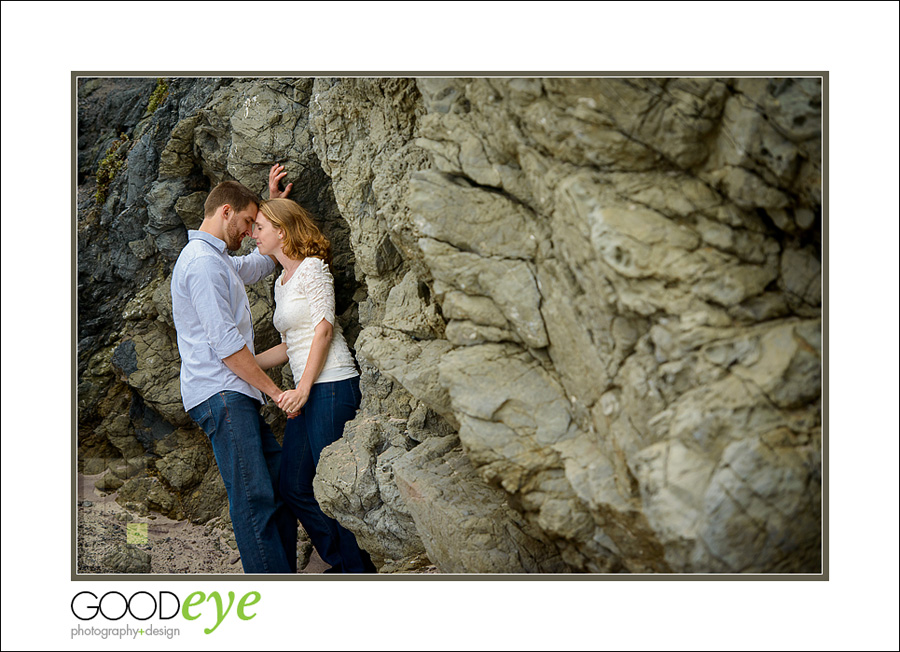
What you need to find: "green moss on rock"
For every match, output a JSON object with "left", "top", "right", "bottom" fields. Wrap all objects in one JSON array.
[
  {"left": 147, "top": 78, "right": 169, "bottom": 113},
  {"left": 95, "top": 134, "right": 129, "bottom": 204}
]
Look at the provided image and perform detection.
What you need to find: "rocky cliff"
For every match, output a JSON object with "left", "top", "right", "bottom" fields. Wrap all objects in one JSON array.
[{"left": 77, "top": 76, "right": 822, "bottom": 573}]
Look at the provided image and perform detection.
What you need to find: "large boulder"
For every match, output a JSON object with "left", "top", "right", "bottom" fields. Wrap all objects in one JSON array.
[{"left": 310, "top": 77, "right": 821, "bottom": 573}]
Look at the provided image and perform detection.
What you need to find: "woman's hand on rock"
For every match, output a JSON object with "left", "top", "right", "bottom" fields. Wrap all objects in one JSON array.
[{"left": 268, "top": 164, "right": 293, "bottom": 199}]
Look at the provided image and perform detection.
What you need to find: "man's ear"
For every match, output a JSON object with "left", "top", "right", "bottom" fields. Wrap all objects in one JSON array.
[{"left": 220, "top": 204, "right": 232, "bottom": 220}]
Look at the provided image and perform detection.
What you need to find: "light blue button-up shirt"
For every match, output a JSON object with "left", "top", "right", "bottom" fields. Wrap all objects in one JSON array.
[{"left": 171, "top": 230, "right": 276, "bottom": 411}]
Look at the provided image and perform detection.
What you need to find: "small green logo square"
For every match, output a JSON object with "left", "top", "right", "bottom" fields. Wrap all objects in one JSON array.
[{"left": 126, "top": 522, "right": 148, "bottom": 544}]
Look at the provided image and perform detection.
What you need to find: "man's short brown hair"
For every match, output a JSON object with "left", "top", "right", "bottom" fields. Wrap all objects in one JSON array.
[{"left": 204, "top": 180, "right": 259, "bottom": 217}]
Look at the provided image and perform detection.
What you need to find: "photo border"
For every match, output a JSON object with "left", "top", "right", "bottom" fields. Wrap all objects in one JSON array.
[{"left": 72, "top": 70, "right": 828, "bottom": 582}]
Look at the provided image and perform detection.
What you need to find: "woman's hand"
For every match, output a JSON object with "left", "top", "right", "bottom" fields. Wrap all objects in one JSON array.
[
  {"left": 277, "top": 387, "right": 309, "bottom": 415},
  {"left": 268, "top": 163, "right": 293, "bottom": 199}
]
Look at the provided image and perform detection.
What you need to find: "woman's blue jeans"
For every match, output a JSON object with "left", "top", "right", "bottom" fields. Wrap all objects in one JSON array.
[
  {"left": 188, "top": 391, "right": 297, "bottom": 573},
  {"left": 280, "top": 376, "right": 374, "bottom": 573}
]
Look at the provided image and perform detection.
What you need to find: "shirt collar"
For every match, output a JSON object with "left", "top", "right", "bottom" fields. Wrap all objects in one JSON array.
[{"left": 188, "top": 230, "right": 227, "bottom": 253}]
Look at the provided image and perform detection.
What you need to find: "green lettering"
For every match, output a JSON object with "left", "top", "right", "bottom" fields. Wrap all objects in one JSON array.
[
  {"left": 182, "top": 591, "right": 204, "bottom": 621},
  {"left": 237, "top": 592, "right": 261, "bottom": 621},
  {"left": 203, "top": 591, "right": 236, "bottom": 634}
]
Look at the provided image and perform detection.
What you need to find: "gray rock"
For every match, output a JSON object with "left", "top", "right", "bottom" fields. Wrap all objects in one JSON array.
[
  {"left": 108, "top": 457, "right": 148, "bottom": 481},
  {"left": 174, "top": 191, "right": 206, "bottom": 230},
  {"left": 102, "top": 545, "right": 152, "bottom": 573},
  {"left": 356, "top": 328, "right": 456, "bottom": 425},
  {"left": 146, "top": 179, "right": 190, "bottom": 237},
  {"left": 382, "top": 270, "right": 444, "bottom": 339},
  {"left": 128, "top": 235, "right": 157, "bottom": 261},
  {"left": 95, "top": 474, "right": 125, "bottom": 492},
  {"left": 394, "top": 435, "right": 569, "bottom": 573},
  {"left": 409, "top": 170, "right": 545, "bottom": 260},
  {"left": 77, "top": 77, "right": 157, "bottom": 179},
  {"left": 182, "top": 466, "right": 229, "bottom": 524},
  {"left": 115, "top": 320, "right": 189, "bottom": 428},
  {"left": 156, "top": 447, "right": 209, "bottom": 491},
  {"left": 126, "top": 131, "right": 160, "bottom": 204},
  {"left": 314, "top": 416, "right": 427, "bottom": 568},
  {"left": 159, "top": 115, "right": 200, "bottom": 179},
  {"left": 116, "top": 476, "right": 182, "bottom": 520},
  {"left": 780, "top": 246, "right": 822, "bottom": 309},
  {"left": 421, "top": 238, "right": 548, "bottom": 348}
]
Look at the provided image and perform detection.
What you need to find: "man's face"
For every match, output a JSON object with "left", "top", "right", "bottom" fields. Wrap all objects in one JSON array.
[{"left": 224, "top": 203, "right": 258, "bottom": 251}]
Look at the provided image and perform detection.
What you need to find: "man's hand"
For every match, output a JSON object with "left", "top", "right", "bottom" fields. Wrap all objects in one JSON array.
[{"left": 268, "top": 164, "right": 293, "bottom": 199}]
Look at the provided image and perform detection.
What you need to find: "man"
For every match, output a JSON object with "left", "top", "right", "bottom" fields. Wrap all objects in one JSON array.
[{"left": 171, "top": 170, "right": 296, "bottom": 573}]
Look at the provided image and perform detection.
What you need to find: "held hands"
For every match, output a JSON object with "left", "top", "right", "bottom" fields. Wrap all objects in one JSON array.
[
  {"left": 273, "top": 391, "right": 300, "bottom": 419},
  {"left": 268, "top": 164, "right": 293, "bottom": 199},
  {"left": 276, "top": 387, "right": 309, "bottom": 417}
]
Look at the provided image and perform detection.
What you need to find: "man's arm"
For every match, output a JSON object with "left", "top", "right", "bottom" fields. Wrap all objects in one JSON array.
[
  {"left": 223, "top": 346, "right": 283, "bottom": 401},
  {"left": 185, "top": 258, "right": 283, "bottom": 402}
]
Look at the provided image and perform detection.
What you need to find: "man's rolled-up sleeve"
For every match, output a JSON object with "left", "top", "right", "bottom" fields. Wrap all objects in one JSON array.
[
  {"left": 185, "top": 258, "right": 247, "bottom": 359},
  {"left": 232, "top": 248, "right": 276, "bottom": 285}
]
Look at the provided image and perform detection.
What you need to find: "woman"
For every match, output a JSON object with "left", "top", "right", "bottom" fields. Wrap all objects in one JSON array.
[{"left": 253, "top": 188, "right": 374, "bottom": 574}]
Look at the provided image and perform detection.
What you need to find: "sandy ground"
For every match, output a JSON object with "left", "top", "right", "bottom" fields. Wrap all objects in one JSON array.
[{"left": 76, "top": 473, "right": 331, "bottom": 575}]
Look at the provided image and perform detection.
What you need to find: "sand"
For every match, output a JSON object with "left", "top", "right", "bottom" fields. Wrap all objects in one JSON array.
[{"left": 76, "top": 472, "right": 330, "bottom": 575}]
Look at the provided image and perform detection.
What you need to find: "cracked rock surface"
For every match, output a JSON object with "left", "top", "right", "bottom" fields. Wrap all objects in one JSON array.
[{"left": 79, "top": 76, "right": 821, "bottom": 573}]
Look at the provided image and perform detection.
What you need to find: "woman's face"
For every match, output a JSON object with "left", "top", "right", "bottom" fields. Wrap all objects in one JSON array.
[{"left": 252, "top": 211, "right": 283, "bottom": 256}]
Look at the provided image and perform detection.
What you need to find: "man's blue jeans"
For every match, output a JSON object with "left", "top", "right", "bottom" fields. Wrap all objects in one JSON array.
[
  {"left": 280, "top": 376, "right": 375, "bottom": 573},
  {"left": 188, "top": 391, "right": 297, "bottom": 573}
]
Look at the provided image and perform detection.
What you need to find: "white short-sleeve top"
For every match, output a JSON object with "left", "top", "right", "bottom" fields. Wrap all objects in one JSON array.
[{"left": 273, "top": 257, "right": 358, "bottom": 385}]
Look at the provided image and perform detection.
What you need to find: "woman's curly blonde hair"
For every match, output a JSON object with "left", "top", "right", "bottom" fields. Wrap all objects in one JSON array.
[{"left": 259, "top": 198, "right": 332, "bottom": 266}]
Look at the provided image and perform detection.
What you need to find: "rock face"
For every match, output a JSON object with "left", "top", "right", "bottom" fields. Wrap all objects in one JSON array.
[
  {"left": 78, "top": 76, "right": 822, "bottom": 573},
  {"left": 392, "top": 435, "right": 569, "bottom": 573}
]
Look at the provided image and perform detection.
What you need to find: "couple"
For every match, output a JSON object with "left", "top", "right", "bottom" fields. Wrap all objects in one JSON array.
[{"left": 171, "top": 165, "right": 374, "bottom": 574}]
